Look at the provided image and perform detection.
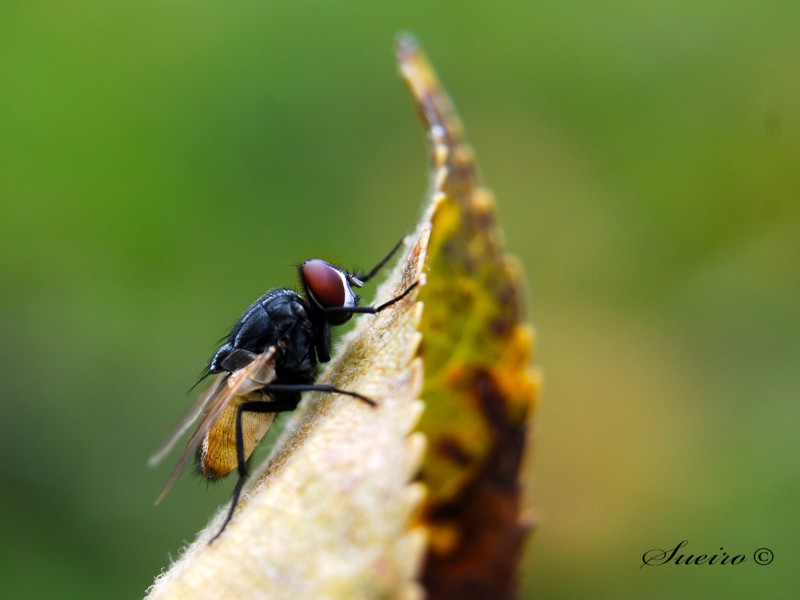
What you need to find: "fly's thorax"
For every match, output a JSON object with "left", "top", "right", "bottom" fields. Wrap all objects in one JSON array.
[
  {"left": 209, "top": 288, "right": 312, "bottom": 374},
  {"left": 273, "top": 330, "right": 318, "bottom": 384},
  {"left": 208, "top": 343, "right": 234, "bottom": 374}
]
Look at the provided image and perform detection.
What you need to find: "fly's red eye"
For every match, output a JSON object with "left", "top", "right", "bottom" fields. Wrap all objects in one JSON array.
[{"left": 301, "top": 260, "right": 346, "bottom": 308}]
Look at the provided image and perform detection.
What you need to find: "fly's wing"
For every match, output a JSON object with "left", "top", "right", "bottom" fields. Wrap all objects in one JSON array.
[
  {"left": 151, "top": 346, "right": 278, "bottom": 505},
  {"left": 148, "top": 374, "right": 227, "bottom": 469}
]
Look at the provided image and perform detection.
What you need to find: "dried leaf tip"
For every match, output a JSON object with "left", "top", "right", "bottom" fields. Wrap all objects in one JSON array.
[{"left": 398, "top": 35, "right": 540, "bottom": 600}]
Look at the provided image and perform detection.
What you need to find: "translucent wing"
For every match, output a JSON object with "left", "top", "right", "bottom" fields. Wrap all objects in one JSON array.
[
  {"left": 148, "top": 374, "right": 227, "bottom": 470},
  {"left": 150, "top": 346, "right": 278, "bottom": 504}
]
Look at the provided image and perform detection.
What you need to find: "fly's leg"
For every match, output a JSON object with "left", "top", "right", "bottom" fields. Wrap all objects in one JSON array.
[
  {"left": 210, "top": 398, "right": 299, "bottom": 543},
  {"left": 322, "top": 280, "right": 418, "bottom": 319},
  {"left": 351, "top": 237, "right": 406, "bottom": 284},
  {"left": 209, "top": 382, "right": 376, "bottom": 543},
  {"left": 262, "top": 383, "right": 375, "bottom": 406}
]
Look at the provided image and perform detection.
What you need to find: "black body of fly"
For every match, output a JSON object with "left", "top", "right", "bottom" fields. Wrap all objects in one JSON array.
[{"left": 150, "top": 238, "right": 416, "bottom": 542}]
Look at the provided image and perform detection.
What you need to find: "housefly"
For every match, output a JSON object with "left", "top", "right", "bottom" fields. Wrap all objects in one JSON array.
[{"left": 149, "top": 238, "right": 416, "bottom": 541}]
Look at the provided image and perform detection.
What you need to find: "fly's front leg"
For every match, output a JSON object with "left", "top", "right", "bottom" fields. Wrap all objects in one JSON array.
[
  {"left": 351, "top": 237, "right": 406, "bottom": 284},
  {"left": 322, "top": 280, "right": 418, "bottom": 320}
]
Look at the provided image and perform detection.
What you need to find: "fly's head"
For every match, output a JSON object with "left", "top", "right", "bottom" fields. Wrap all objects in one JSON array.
[{"left": 299, "top": 259, "right": 361, "bottom": 326}]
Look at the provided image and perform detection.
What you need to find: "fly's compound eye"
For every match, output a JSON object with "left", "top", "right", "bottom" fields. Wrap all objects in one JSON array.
[{"left": 301, "top": 260, "right": 358, "bottom": 323}]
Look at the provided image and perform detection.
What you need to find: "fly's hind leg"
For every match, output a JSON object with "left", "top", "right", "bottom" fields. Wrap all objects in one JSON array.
[
  {"left": 209, "top": 381, "right": 377, "bottom": 543},
  {"left": 210, "top": 398, "right": 299, "bottom": 543}
]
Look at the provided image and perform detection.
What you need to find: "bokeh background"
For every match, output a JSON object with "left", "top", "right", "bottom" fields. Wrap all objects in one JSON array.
[{"left": 1, "top": 2, "right": 798, "bottom": 598}]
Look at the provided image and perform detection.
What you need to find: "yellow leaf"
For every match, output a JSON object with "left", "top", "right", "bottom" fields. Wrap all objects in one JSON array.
[{"left": 398, "top": 35, "right": 539, "bottom": 598}]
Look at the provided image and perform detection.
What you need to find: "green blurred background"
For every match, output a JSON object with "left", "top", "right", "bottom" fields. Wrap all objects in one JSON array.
[{"left": 1, "top": 2, "right": 798, "bottom": 598}]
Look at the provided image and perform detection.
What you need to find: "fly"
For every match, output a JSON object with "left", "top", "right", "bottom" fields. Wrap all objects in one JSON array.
[{"left": 149, "top": 237, "right": 416, "bottom": 541}]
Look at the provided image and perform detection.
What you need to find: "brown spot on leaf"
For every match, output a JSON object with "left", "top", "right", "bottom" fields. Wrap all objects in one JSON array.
[{"left": 436, "top": 436, "right": 473, "bottom": 468}]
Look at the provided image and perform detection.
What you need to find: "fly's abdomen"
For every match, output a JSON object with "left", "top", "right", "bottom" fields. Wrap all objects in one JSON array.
[{"left": 199, "top": 393, "right": 275, "bottom": 479}]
